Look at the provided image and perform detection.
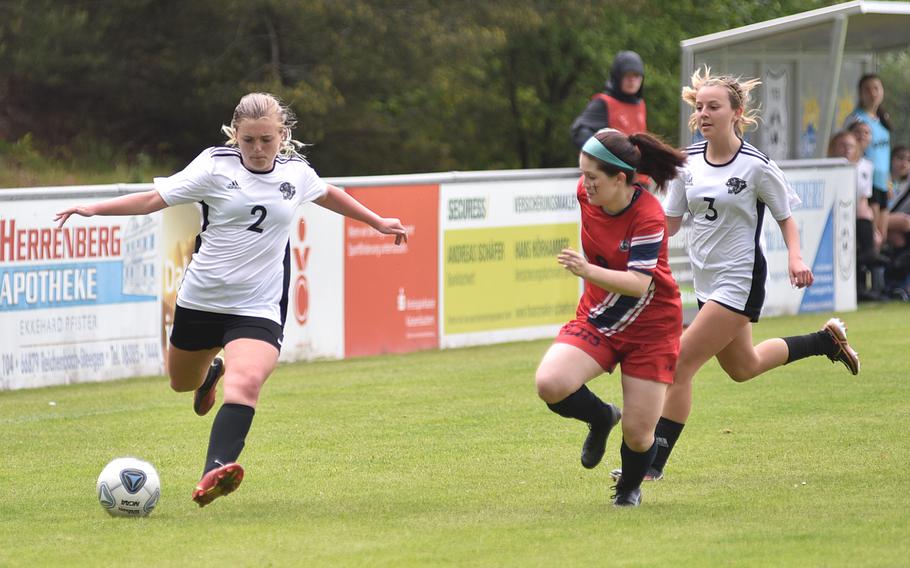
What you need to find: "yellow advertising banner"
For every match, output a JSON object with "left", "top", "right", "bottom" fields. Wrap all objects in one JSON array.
[{"left": 444, "top": 223, "right": 579, "bottom": 334}]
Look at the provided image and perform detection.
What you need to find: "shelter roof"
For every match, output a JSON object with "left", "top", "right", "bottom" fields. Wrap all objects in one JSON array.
[{"left": 682, "top": 1, "right": 910, "bottom": 54}]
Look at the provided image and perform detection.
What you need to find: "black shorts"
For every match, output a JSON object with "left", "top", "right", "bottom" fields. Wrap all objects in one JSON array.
[
  {"left": 869, "top": 189, "right": 889, "bottom": 209},
  {"left": 170, "top": 305, "right": 284, "bottom": 352}
]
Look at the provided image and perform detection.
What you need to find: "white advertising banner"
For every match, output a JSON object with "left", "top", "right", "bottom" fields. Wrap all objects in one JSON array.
[
  {"left": 0, "top": 199, "right": 162, "bottom": 390},
  {"left": 761, "top": 162, "right": 857, "bottom": 316},
  {"left": 280, "top": 204, "right": 345, "bottom": 361}
]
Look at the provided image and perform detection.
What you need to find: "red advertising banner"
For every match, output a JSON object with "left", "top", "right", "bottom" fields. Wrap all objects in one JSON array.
[{"left": 344, "top": 184, "right": 439, "bottom": 357}]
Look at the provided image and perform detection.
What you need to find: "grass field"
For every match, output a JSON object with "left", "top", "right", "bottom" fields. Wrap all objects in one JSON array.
[{"left": 1, "top": 304, "right": 908, "bottom": 567}]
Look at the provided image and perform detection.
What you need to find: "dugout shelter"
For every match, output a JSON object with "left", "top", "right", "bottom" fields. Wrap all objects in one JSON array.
[{"left": 679, "top": 0, "right": 910, "bottom": 160}]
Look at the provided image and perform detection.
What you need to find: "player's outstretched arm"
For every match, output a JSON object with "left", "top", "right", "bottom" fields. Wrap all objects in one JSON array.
[
  {"left": 55, "top": 190, "right": 168, "bottom": 227},
  {"left": 316, "top": 184, "right": 408, "bottom": 245}
]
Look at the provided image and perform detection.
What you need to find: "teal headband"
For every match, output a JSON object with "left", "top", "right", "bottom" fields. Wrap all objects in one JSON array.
[{"left": 581, "top": 136, "right": 635, "bottom": 172}]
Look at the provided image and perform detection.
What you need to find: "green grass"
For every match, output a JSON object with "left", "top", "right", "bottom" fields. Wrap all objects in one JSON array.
[{"left": 1, "top": 304, "right": 908, "bottom": 567}]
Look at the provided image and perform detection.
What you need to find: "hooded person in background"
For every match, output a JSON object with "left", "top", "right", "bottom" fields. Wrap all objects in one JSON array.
[{"left": 571, "top": 51, "right": 647, "bottom": 148}]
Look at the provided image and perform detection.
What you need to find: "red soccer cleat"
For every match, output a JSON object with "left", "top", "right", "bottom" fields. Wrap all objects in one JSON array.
[
  {"left": 194, "top": 357, "right": 224, "bottom": 416},
  {"left": 192, "top": 462, "right": 244, "bottom": 507}
]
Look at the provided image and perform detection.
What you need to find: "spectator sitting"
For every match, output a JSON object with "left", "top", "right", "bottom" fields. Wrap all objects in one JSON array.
[
  {"left": 888, "top": 145, "right": 910, "bottom": 250},
  {"left": 828, "top": 129, "right": 888, "bottom": 301},
  {"left": 886, "top": 145, "right": 910, "bottom": 296}
]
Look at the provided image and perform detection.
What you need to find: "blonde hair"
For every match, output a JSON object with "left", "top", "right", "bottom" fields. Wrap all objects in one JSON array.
[
  {"left": 682, "top": 67, "right": 761, "bottom": 137},
  {"left": 221, "top": 92, "right": 306, "bottom": 159}
]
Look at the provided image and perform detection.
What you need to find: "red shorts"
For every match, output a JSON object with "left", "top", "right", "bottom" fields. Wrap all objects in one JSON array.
[{"left": 554, "top": 319, "right": 679, "bottom": 384}]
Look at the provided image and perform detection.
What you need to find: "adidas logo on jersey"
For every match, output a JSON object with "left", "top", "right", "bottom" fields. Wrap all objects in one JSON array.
[{"left": 226, "top": 180, "right": 241, "bottom": 190}]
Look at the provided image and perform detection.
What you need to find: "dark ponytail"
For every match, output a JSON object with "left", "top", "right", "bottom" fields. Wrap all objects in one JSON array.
[
  {"left": 586, "top": 129, "right": 687, "bottom": 192},
  {"left": 628, "top": 133, "right": 688, "bottom": 191}
]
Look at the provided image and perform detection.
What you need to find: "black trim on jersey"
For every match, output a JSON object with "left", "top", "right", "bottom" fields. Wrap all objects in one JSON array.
[
  {"left": 602, "top": 188, "right": 642, "bottom": 217},
  {"left": 209, "top": 147, "right": 241, "bottom": 158},
  {"left": 195, "top": 200, "right": 211, "bottom": 253},
  {"left": 279, "top": 241, "right": 291, "bottom": 328},
  {"left": 743, "top": 140, "right": 771, "bottom": 163},
  {"left": 745, "top": 200, "right": 767, "bottom": 319},
  {"left": 741, "top": 142, "right": 770, "bottom": 164},
  {"left": 244, "top": 161, "right": 276, "bottom": 174},
  {"left": 701, "top": 139, "right": 744, "bottom": 168},
  {"left": 208, "top": 147, "right": 280, "bottom": 175},
  {"left": 276, "top": 155, "right": 306, "bottom": 164},
  {"left": 685, "top": 140, "right": 707, "bottom": 154}
]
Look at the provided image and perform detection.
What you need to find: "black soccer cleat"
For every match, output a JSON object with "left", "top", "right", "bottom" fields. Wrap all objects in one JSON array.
[
  {"left": 194, "top": 357, "right": 224, "bottom": 416},
  {"left": 581, "top": 403, "right": 622, "bottom": 469},
  {"left": 611, "top": 482, "right": 642, "bottom": 507},
  {"left": 822, "top": 318, "right": 860, "bottom": 376}
]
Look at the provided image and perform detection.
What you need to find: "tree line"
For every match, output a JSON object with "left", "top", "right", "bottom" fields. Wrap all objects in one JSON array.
[{"left": 1, "top": 0, "right": 837, "bottom": 178}]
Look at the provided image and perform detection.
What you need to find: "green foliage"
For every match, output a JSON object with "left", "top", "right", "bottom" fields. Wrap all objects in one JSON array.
[
  {"left": 0, "top": 0, "right": 885, "bottom": 182},
  {"left": 0, "top": 304, "right": 908, "bottom": 566},
  {"left": 880, "top": 48, "right": 910, "bottom": 148}
]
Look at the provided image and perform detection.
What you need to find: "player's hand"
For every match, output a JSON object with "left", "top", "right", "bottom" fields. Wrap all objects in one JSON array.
[
  {"left": 557, "top": 248, "right": 589, "bottom": 278},
  {"left": 375, "top": 217, "right": 408, "bottom": 245},
  {"left": 789, "top": 258, "right": 814, "bottom": 288},
  {"left": 54, "top": 205, "right": 94, "bottom": 227}
]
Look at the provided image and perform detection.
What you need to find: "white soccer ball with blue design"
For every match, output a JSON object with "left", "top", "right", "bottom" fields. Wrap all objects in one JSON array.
[{"left": 96, "top": 457, "right": 161, "bottom": 517}]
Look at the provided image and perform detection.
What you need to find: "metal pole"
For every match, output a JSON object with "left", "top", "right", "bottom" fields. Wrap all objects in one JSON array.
[
  {"left": 679, "top": 46, "right": 695, "bottom": 147},
  {"left": 817, "top": 14, "right": 848, "bottom": 158}
]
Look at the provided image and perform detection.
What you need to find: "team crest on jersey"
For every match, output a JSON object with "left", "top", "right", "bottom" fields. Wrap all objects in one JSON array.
[
  {"left": 726, "top": 177, "right": 747, "bottom": 195},
  {"left": 279, "top": 182, "right": 296, "bottom": 200},
  {"left": 619, "top": 240, "right": 630, "bottom": 252}
]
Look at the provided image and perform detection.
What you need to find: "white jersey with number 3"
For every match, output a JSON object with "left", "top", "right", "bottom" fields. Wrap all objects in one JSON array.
[
  {"left": 665, "top": 140, "right": 797, "bottom": 309},
  {"left": 154, "top": 147, "right": 327, "bottom": 324}
]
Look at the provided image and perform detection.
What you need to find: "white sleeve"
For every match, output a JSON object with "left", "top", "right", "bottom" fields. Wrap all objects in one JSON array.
[
  {"left": 295, "top": 165, "right": 329, "bottom": 206},
  {"left": 153, "top": 149, "right": 215, "bottom": 206},
  {"left": 758, "top": 160, "right": 798, "bottom": 221},
  {"left": 663, "top": 171, "right": 689, "bottom": 217}
]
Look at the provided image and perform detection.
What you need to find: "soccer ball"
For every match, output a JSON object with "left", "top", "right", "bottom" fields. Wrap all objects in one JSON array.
[{"left": 96, "top": 457, "right": 161, "bottom": 517}]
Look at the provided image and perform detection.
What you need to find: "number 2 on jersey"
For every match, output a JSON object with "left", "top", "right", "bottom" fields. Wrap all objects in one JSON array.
[
  {"left": 703, "top": 197, "right": 718, "bottom": 221},
  {"left": 247, "top": 205, "right": 267, "bottom": 233}
]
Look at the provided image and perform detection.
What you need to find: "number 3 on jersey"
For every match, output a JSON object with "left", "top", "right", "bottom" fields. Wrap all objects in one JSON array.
[
  {"left": 247, "top": 205, "right": 267, "bottom": 233},
  {"left": 703, "top": 197, "right": 718, "bottom": 221}
]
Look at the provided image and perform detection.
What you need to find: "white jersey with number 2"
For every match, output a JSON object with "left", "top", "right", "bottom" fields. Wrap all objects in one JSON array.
[
  {"left": 155, "top": 147, "right": 327, "bottom": 324},
  {"left": 665, "top": 140, "right": 798, "bottom": 308}
]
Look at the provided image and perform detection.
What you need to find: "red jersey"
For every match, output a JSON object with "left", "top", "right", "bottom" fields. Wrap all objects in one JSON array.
[{"left": 575, "top": 177, "right": 681, "bottom": 342}]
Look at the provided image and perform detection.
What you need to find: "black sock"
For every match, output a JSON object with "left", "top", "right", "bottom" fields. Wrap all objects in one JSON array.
[
  {"left": 546, "top": 385, "right": 610, "bottom": 426},
  {"left": 617, "top": 439, "right": 658, "bottom": 490},
  {"left": 650, "top": 416, "right": 685, "bottom": 473},
  {"left": 203, "top": 403, "right": 255, "bottom": 475},
  {"left": 783, "top": 331, "right": 835, "bottom": 363}
]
